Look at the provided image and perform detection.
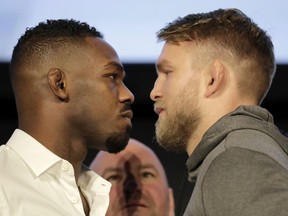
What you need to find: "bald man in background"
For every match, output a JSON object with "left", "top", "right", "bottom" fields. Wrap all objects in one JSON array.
[{"left": 90, "top": 138, "right": 175, "bottom": 216}]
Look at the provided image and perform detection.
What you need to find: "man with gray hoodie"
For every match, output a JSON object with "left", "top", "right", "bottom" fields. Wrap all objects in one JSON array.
[{"left": 150, "top": 8, "right": 288, "bottom": 216}]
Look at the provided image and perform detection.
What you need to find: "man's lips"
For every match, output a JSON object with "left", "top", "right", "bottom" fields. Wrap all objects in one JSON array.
[
  {"left": 154, "top": 107, "right": 164, "bottom": 115},
  {"left": 121, "top": 110, "right": 133, "bottom": 119},
  {"left": 122, "top": 203, "right": 147, "bottom": 209}
]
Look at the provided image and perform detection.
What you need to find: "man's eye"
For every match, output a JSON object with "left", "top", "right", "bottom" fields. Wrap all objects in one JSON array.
[
  {"left": 108, "top": 74, "right": 117, "bottom": 80},
  {"left": 106, "top": 174, "right": 122, "bottom": 182},
  {"left": 141, "top": 171, "right": 155, "bottom": 179},
  {"left": 160, "top": 69, "right": 172, "bottom": 75}
]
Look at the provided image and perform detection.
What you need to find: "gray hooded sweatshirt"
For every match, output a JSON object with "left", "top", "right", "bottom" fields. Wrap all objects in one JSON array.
[{"left": 183, "top": 105, "right": 288, "bottom": 216}]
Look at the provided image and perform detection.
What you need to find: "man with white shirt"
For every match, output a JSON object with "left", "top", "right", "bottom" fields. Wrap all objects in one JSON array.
[{"left": 0, "top": 19, "right": 134, "bottom": 216}]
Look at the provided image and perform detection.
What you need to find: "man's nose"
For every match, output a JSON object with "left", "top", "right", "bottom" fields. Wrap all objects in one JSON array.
[
  {"left": 123, "top": 174, "right": 140, "bottom": 201},
  {"left": 150, "top": 78, "right": 163, "bottom": 102},
  {"left": 119, "top": 83, "right": 135, "bottom": 104}
]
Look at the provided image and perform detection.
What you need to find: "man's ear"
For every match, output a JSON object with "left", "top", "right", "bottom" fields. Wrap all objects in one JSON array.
[
  {"left": 47, "top": 68, "right": 69, "bottom": 101},
  {"left": 204, "top": 59, "right": 226, "bottom": 98},
  {"left": 168, "top": 188, "right": 175, "bottom": 216}
]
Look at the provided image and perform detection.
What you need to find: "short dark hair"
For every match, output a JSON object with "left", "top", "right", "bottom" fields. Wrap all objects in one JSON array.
[{"left": 10, "top": 19, "right": 103, "bottom": 79}]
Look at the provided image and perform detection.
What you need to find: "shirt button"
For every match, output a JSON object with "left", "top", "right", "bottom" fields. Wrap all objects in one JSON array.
[
  {"left": 62, "top": 163, "right": 69, "bottom": 172},
  {"left": 71, "top": 197, "right": 78, "bottom": 204}
]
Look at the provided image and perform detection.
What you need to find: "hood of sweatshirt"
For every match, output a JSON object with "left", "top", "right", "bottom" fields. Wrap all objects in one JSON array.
[{"left": 186, "top": 105, "right": 288, "bottom": 182}]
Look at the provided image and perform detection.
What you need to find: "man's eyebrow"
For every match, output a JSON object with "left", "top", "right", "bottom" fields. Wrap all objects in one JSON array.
[
  {"left": 103, "top": 61, "right": 126, "bottom": 78},
  {"left": 102, "top": 167, "right": 123, "bottom": 176},
  {"left": 104, "top": 61, "right": 124, "bottom": 71},
  {"left": 139, "top": 164, "right": 158, "bottom": 172},
  {"left": 156, "top": 59, "right": 173, "bottom": 72}
]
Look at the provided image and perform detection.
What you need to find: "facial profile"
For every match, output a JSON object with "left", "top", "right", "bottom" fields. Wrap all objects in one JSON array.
[
  {"left": 10, "top": 19, "right": 134, "bottom": 154},
  {"left": 89, "top": 138, "right": 175, "bottom": 216},
  {"left": 63, "top": 37, "right": 135, "bottom": 153},
  {"left": 150, "top": 42, "right": 202, "bottom": 153}
]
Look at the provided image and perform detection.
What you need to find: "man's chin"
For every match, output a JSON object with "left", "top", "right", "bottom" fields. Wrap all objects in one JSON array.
[{"left": 106, "top": 131, "right": 130, "bottom": 153}]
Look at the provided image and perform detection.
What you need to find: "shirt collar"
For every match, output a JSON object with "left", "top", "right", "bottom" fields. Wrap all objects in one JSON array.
[
  {"left": 78, "top": 167, "right": 111, "bottom": 194},
  {"left": 7, "top": 129, "right": 62, "bottom": 177}
]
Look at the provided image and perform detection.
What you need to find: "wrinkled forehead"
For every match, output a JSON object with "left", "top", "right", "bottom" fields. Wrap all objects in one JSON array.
[{"left": 91, "top": 146, "right": 167, "bottom": 178}]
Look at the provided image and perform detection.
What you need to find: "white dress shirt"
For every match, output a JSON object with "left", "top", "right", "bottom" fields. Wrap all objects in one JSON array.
[{"left": 0, "top": 129, "right": 111, "bottom": 216}]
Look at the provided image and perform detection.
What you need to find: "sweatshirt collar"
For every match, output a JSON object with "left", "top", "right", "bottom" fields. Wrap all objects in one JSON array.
[{"left": 186, "top": 105, "right": 276, "bottom": 176}]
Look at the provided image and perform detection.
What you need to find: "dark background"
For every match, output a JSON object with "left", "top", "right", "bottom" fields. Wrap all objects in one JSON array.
[{"left": 1, "top": 62, "right": 288, "bottom": 208}]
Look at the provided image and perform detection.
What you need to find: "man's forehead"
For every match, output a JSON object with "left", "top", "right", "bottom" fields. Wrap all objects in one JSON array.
[{"left": 100, "top": 150, "right": 160, "bottom": 169}]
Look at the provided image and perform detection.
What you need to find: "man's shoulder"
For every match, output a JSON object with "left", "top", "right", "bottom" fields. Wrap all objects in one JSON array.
[
  {"left": 198, "top": 129, "right": 288, "bottom": 186},
  {"left": 225, "top": 129, "right": 288, "bottom": 162}
]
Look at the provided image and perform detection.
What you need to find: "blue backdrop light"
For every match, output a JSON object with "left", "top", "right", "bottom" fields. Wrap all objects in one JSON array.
[{"left": 1, "top": 0, "right": 287, "bottom": 63}]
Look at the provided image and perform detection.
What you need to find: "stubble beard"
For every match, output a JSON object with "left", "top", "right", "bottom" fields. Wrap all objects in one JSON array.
[
  {"left": 105, "top": 127, "right": 131, "bottom": 153},
  {"left": 155, "top": 108, "right": 200, "bottom": 153},
  {"left": 155, "top": 82, "right": 200, "bottom": 153}
]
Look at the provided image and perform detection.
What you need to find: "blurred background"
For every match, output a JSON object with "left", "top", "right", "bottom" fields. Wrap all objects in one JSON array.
[{"left": 1, "top": 0, "right": 288, "bottom": 208}]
